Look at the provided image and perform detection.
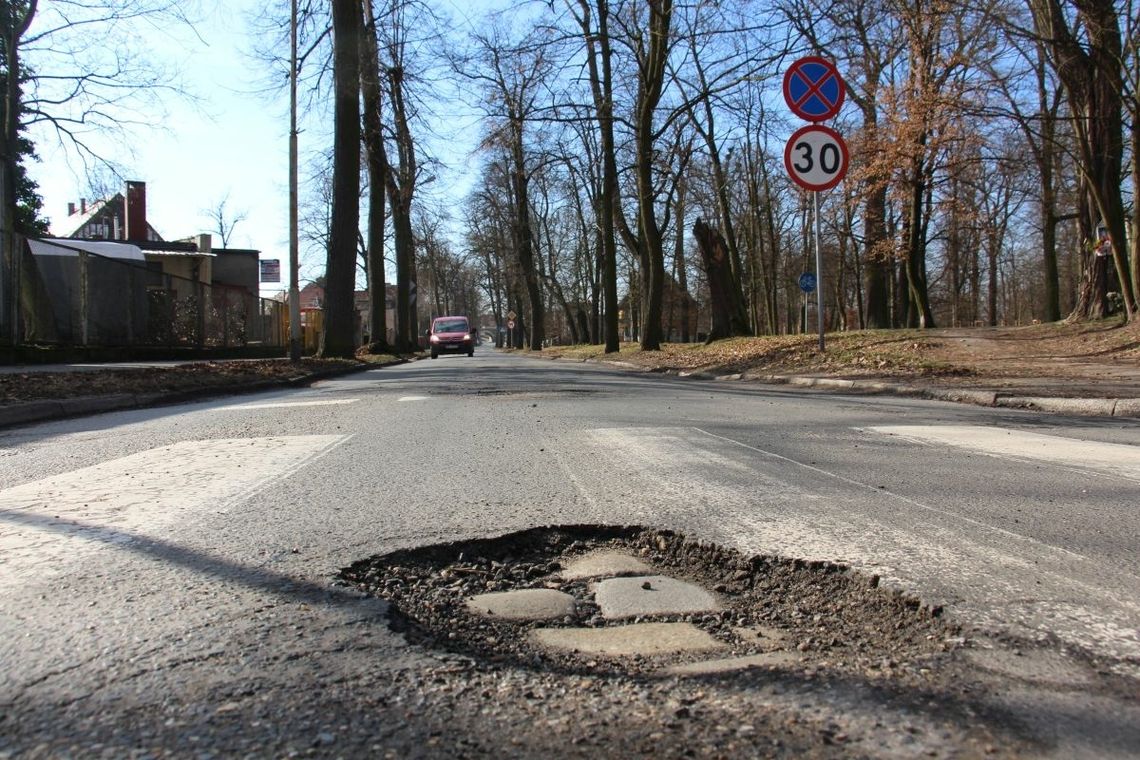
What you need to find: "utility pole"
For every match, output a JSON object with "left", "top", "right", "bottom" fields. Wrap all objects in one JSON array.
[{"left": 288, "top": 0, "right": 302, "bottom": 361}]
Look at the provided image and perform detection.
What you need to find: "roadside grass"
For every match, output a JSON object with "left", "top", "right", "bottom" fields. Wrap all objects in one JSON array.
[
  {"left": 538, "top": 331, "right": 965, "bottom": 377},
  {"left": 534, "top": 319, "right": 1139, "bottom": 377}
]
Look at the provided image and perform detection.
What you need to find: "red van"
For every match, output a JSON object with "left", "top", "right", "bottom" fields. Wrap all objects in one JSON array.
[{"left": 428, "top": 316, "right": 475, "bottom": 359}]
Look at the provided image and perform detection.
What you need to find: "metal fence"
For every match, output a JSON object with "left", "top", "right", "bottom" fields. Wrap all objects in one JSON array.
[{"left": 1, "top": 235, "right": 285, "bottom": 350}]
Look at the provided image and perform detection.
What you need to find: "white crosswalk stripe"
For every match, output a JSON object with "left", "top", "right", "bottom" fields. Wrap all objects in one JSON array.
[
  {"left": 0, "top": 435, "right": 348, "bottom": 585},
  {"left": 210, "top": 399, "right": 360, "bottom": 411},
  {"left": 866, "top": 425, "right": 1140, "bottom": 481}
]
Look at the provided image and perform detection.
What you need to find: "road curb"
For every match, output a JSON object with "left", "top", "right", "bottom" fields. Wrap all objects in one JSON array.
[
  {"left": 558, "top": 356, "right": 1140, "bottom": 418},
  {"left": 993, "top": 395, "right": 1120, "bottom": 416},
  {"left": 0, "top": 362, "right": 383, "bottom": 430}
]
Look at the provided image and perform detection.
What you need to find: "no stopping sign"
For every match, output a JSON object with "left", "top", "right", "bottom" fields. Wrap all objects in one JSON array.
[{"left": 784, "top": 124, "right": 849, "bottom": 191}]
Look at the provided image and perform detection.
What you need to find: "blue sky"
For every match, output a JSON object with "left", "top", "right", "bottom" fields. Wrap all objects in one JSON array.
[{"left": 27, "top": 0, "right": 501, "bottom": 298}]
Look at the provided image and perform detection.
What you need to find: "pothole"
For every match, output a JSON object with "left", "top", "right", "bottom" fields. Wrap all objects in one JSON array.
[{"left": 338, "top": 525, "right": 962, "bottom": 681}]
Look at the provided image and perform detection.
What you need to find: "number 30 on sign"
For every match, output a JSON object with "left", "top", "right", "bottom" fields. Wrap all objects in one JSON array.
[{"left": 784, "top": 124, "right": 849, "bottom": 192}]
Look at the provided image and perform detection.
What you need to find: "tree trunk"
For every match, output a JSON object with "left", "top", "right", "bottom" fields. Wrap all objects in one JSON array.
[
  {"left": 509, "top": 118, "right": 544, "bottom": 351},
  {"left": 690, "top": 82, "right": 750, "bottom": 335},
  {"left": 1033, "top": 0, "right": 1136, "bottom": 320},
  {"left": 321, "top": 0, "right": 362, "bottom": 358},
  {"left": 675, "top": 170, "right": 690, "bottom": 343},
  {"left": 574, "top": 0, "right": 621, "bottom": 353},
  {"left": 1069, "top": 183, "right": 1112, "bottom": 319},
  {"left": 632, "top": 0, "right": 672, "bottom": 352},
  {"left": 1036, "top": 39, "right": 1063, "bottom": 323},
  {"left": 903, "top": 154, "right": 936, "bottom": 328},
  {"left": 694, "top": 218, "right": 750, "bottom": 342},
  {"left": 384, "top": 64, "right": 418, "bottom": 352},
  {"left": 360, "top": 2, "right": 388, "bottom": 350}
]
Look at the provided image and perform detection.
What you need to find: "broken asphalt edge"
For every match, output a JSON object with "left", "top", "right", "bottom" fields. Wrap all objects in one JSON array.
[
  {"left": 0, "top": 360, "right": 391, "bottom": 430},
  {"left": 569, "top": 356, "right": 1139, "bottom": 419}
]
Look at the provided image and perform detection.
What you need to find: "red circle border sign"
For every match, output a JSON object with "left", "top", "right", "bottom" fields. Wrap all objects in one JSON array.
[
  {"left": 784, "top": 124, "right": 850, "bottom": 192},
  {"left": 783, "top": 56, "right": 845, "bottom": 122}
]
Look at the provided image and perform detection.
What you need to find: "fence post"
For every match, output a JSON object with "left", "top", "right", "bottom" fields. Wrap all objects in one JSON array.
[
  {"left": 2, "top": 232, "right": 13, "bottom": 346},
  {"left": 79, "top": 250, "right": 89, "bottom": 346},
  {"left": 167, "top": 274, "right": 176, "bottom": 347},
  {"left": 222, "top": 287, "right": 230, "bottom": 348},
  {"left": 126, "top": 261, "right": 135, "bottom": 345},
  {"left": 195, "top": 279, "right": 205, "bottom": 349}
]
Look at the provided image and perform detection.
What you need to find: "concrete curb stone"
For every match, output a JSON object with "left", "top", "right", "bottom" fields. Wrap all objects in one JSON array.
[
  {"left": 1114, "top": 398, "right": 1140, "bottom": 418},
  {"left": 995, "top": 396, "right": 1118, "bottom": 416},
  {"left": 923, "top": 388, "right": 999, "bottom": 407}
]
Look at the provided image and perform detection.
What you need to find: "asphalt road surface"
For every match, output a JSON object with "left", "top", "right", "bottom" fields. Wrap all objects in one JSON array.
[{"left": 2, "top": 349, "right": 1138, "bottom": 758}]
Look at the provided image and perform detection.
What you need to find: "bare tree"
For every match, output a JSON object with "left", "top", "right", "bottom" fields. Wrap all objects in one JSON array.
[
  {"left": 374, "top": 0, "right": 425, "bottom": 353},
  {"left": 455, "top": 20, "right": 552, "bottom": 351},
  {"left": 360, "top": 0, "right": 389, "bottom": 351},
  {"left": 1030, "top": 0, "right": 1137, "bottom": 320},
  {"left": 568, "top": 0, "right": 622, "bottom": 352},
  {"left": 202, "top": 192, "right": 249, "bottom": 248}
]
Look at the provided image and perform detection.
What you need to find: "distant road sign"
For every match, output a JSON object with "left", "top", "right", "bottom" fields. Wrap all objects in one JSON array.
[
  {"left": 784, "top": 125, "right": 849, "bottom": 191},
  {"left": 507, "top": 319, "right": 516, "bottom": 330},
  {"left": 784, "top": 56, "right": 845, "bottom": 122},
  {"left": 798, "top": 272, "right": 817, "bottom": 293},
  {"left": 259, "top": 259, "right": 281, "bottom": 283},
  {"left": 506, "top": 310, "right": 517, "bottom": 321}
]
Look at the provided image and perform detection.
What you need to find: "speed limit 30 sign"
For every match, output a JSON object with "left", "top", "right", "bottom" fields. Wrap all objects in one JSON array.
[{"left": 784, "top": 124, "right": 849, "bottom": 192}]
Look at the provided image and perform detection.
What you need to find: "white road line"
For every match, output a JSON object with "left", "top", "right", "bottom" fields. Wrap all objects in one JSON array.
[
  {"left": 210, "top": 399, "right": 360, "bottom": 411},
  {"left": 398, "top": 396, "right": 429, "bottom": 402},
  {"left": 0, "top": 435, "right": 348, "bottom": 585},
  {"left": 866, "top": 425, "right": 1140, "bottom": 482}
]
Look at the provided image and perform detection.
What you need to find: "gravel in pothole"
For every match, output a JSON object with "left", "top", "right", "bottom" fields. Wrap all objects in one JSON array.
[{"left": 337, "top": 525, "right": 962, "bottom": 683}]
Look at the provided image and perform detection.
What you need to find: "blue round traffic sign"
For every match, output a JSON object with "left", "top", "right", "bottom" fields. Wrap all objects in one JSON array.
[
  {"left": 783, "top": 56, "right": 845, "bottom": 122},
  {"left": 798, "top": 272, "right": 817, "bottom": 293}
]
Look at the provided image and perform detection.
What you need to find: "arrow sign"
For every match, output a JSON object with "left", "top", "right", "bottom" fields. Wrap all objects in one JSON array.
[
  {"left": 783, "top": 56, "right": 845, "bottom": 122},
  {"left": 784, "top": 125, "right": 850, "bottom": 192},
  {"left": 798, "top": 273, "right": 817, "bottom": 293}
]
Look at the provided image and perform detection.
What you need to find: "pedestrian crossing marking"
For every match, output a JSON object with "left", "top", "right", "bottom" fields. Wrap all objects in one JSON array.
[
  {"left": 0, "top": 435, "right": 348, "bottom": 585},
  {"left": 211, "top": 399, "right": 360, "bottom": 411},
  {"left": 866, "top": 425, "right": 1140, "bottom": 482}
]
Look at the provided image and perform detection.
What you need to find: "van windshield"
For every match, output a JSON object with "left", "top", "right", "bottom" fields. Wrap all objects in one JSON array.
[{"left": 434, "top": 319, "right": 468, "bottom": 333}]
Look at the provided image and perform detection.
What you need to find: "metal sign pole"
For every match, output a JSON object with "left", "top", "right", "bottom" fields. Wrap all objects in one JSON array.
[{"left": 814, "top": 191, "right": 825, "bottom": 352}]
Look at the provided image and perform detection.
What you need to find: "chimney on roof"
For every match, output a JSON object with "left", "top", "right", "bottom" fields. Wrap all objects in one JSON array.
[
  {"left": 80, "top": 199, "right": 87, "bottom": 214},
  {"left": 125, "top": 181, "right": 147, "bottom": 242},
  {"left": 197, "top": 233, "right": 212, "bottom": 253},
  {"left": 68, "top": 202, "right": 76, "bottom": 216}
]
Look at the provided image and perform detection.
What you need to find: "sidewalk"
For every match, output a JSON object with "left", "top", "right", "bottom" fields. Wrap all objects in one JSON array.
[{"left": 0, "top": 359, "right": 379, "bottom": 430}]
